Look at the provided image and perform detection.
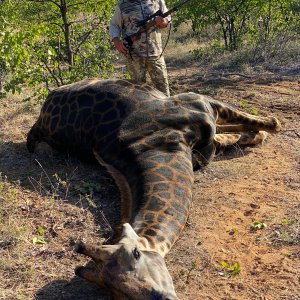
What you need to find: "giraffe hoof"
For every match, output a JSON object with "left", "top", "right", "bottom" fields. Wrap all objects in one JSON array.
[
  {"left": 273, "top": 117, "right": 281, "bottom": 132},
  {"left": 75, "top": 266, "right": 85, "bottom": 277},
  {"left": 74, "top": 241, "right": 86, "bottom": 254}
]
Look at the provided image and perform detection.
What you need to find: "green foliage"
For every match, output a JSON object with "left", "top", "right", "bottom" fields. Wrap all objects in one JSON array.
[
  {"left": 1, "top": 0, "right": 299, "bottom": 98},
  {"left": 191, "top": 42, "right": 225, "bottom": 62},
  {"left": 169, "top": 0, "right": 256, "bottom": 50},
  {"left": 251, "top": 221, "right": 267, "bottom": 230},
  {"left": 75, "top": 181, "right": 104, "bottom": 208},
  {"left": 75, "top": 181, "right": 103, "bottom": 196},
  {"left": 221, "top": 261, "right": 241, "bottom": 276},
  {"left": 239, "top": 100, "right": 259, "bottom": 115},
  {"left": 32, "top": 226, "right": 47, "bottom": 245},
  {"left": 281, "top": 218, "right": 297, "bottom": 226},
  {"left": 0, "top": 0, "right": 117, "bottom": 99},
  {"left": 169, "top": 0, "right": 299, "bottom": 53},
  {"left": 52, "top": 173, "right": 68, "bottom": 190},
  {"left": 228, "top": 228, "right": 239, "bottom": 235}
]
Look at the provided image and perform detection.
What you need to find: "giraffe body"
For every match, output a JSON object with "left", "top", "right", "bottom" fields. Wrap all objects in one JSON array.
[{"left": 27, "top": 78, "right": 280, "bottom": 299}]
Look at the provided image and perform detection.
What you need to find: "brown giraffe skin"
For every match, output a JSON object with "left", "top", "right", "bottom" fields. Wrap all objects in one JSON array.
[{"left": 27, "top": 78, "right": 281, "bottom": 300}]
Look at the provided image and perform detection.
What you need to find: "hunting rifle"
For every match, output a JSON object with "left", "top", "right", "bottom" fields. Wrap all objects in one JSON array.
[{"left": 123, "top": 0, "right": 193, "bottom": 47}]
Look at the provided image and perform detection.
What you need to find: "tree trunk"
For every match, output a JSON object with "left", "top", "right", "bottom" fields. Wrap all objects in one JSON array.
[
  {"left": 228, "top": 17, "right": 237, "bottom": 51},
  {"left": 60, "top": 0, "right": 73, "bottom": 67},
  {"left": 217, "top": 15, "right": 229, "bottom": 50}
]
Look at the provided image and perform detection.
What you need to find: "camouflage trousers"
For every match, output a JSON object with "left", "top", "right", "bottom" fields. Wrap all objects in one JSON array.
[{"left": 125, "top": 55, "right": 170, "bottom": 97}]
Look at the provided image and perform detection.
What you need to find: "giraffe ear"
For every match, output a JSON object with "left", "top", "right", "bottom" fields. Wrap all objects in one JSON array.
[{"left": 121, "top": 223, "right": 139, "bottom": 240}]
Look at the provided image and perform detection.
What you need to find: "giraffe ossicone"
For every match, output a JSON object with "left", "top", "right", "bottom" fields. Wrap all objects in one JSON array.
[
  {"left": 27, "top": 78, "right": 281, "bottom": 299},
  {"left": 75, "top": 223, "right": 177, "bottom": 299}
]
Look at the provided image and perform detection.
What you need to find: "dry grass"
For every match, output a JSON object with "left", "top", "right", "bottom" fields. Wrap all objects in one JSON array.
[
  {"left": 163, "top": 23, "right": 200, "bottom": 66},
  {"left": 1, "top": 78, "right": 299, "bottom": 300},
  {"left": 0, "top": 25, "right": 299, "bottom": 299},
  {"left": 164, "top": 22, "right": 300, "bottom": 76},
  {"left": 0, "top": 94, "right": 118, "bottom": 299},
  {"left": 257, "top": 212, "right": 300, "bottom": 248},
  {"left": 0, "top": 169, "right": 109, "bottom": 299}
]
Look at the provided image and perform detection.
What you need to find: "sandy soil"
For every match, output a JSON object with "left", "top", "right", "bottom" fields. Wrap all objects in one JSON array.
[
  {"left": 0, "top": 66, "right": 299, "bottom": 300},
  {"left": 168, "top": 70, "right": 300, "bottom": 300}
]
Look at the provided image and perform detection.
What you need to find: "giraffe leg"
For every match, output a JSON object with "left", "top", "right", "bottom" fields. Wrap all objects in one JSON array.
[
  {"left": 214, "top": 133, "right": 241, "bottom": 148},
  {"left": 93, "top": 150, "right": 133, "bottom": 224},
  {"left": 192, "top": 142, "right": 216, "bottom": 170},
  {"left": 210, "top": 99, "right": 281, "bottom": 133},
  {"left": 214, "top": 131, "right": 268, "bottom": 149},
  {"left": 236, "top": 131, "right": 268, "bottom": 145}
]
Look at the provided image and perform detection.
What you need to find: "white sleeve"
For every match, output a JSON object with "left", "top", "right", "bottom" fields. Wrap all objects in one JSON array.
[
  {"left": 160, "top": 0, "right": 171, "bottom": 22},
  {"left": 109, "top": 5, "right": 123, "bottom": 40}
]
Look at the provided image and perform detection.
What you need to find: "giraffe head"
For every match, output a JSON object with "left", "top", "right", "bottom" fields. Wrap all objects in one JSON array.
[{"left": 75, "top": 223, "right": 178, "bottom": 300}]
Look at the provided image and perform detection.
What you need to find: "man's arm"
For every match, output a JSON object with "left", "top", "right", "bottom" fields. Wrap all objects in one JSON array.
[
  {"left": 156, "top": 0, "right": 171, "bottom": 28},
  {"left": 155, "top": 16, "right": 169, "bottom": 28},
  {"left": 109, "top": 5, "right": 128, "bottom": 54}
]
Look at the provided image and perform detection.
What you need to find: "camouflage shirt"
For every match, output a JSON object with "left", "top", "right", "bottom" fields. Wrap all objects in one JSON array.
[{"left": 109, "top": 0, "right": 170, "bottom": 57}]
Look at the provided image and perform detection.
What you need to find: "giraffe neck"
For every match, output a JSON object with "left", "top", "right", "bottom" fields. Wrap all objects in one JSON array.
[{"left": 130, "top": 150, "right": 194, "bottom": 257}]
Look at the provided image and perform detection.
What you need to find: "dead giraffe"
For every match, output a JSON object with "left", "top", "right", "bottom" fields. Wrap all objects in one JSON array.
[{"left": 27, "top": 78, "right": 281, "bottom": 300}]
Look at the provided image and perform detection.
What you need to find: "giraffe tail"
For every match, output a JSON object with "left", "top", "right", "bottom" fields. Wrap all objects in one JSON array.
[{"left": 27, "top": 123, "right": 41, "bottom": 153}]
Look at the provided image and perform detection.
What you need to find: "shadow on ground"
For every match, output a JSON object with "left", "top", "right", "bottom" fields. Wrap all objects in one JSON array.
[
  {"left": 0, "top": 141, "right": 120, "bottom": 228},
  {"left": 0, "top": 139, "right": 256, "bottom": 299},
  {"left": 0, "top": 140, "right": 120, "bottom": 298},
  {"left": 35, "top": 278, "right": 110, "bottom": 300}
]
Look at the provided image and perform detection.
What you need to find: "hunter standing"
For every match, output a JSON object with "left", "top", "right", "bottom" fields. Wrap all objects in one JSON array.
[{"left": 109, "top": 0, "right": 171, "bottom": 96}]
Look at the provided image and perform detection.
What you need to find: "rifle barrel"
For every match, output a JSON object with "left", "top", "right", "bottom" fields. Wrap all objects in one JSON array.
[{"left": 125, "top": 0, "right": 193, "bottom": 45}]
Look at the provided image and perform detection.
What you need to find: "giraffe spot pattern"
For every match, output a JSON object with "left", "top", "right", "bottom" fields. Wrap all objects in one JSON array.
[{"left": 27, "top": 78, "right": 280, "bottom": 255}]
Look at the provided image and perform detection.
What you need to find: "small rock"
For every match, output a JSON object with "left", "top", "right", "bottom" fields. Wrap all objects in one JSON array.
[{"left": 250, "top": 203, "right": 260, "bottom": 209}]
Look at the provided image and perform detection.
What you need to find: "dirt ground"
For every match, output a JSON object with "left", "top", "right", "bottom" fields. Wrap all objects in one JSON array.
[
  {"left": 0, "top": 63, "right": 299, "bottom": 300},
  {"left": 168, "top": 69, "right": 300, "bottom": 300}
]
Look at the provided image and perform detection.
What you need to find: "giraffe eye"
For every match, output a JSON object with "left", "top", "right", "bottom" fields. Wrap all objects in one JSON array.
[{"left": 132, "top": 247, "right": 141, "bottom": 260}]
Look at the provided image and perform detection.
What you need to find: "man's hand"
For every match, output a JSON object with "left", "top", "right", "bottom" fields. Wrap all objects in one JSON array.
[
  {"left": 155, "top": 16, "right": 169, "bottom": 28},
  {"left": 112, "top": 37, "right": 128, "bottom": 54}
]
